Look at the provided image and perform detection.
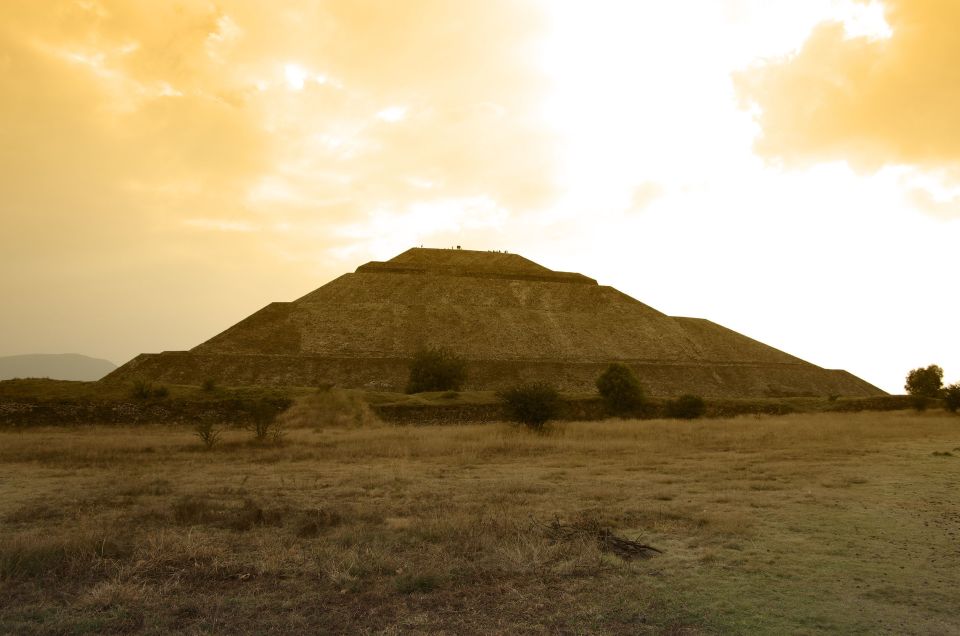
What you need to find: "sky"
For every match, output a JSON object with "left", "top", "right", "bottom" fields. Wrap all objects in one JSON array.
[{"left": 1, "top": 0, "right": 957, "bottom": 393}]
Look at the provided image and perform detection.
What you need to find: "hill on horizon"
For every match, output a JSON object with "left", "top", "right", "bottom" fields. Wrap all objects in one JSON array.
[{"left": 0, "top": 354, "right": 117, "bottom": 382}]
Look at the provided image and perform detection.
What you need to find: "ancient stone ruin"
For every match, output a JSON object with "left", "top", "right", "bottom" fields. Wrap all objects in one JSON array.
[{"left": 105, "top": 248, "right": 884, "bottom": 397}]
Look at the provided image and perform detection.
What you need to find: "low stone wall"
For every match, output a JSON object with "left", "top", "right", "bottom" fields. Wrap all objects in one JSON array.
[
  {"left": 0, "top": 394, "right": 921, "bottom": 427},
  {"left": 373, "top": 398, "right": 606, "bottom": 426},
  {"left": 825, "top": 395, "right": 923, "bottom": 412},
  {"left": 0, "top": 398, "right": 291, "bottom": 427},
  {"left": 373, "top": 402, "right": 506, "bottom": 426},
  {"left": 702, "top": 395, "right": 917, "bottom": 417},
  {"left": 373, "top": 395, "right": 922, "bottom": 426}
]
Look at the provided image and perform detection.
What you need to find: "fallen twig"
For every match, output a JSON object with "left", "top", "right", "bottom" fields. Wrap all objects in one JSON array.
[{"left": 539, "top": 517, "right": 663, "bottom": 559}]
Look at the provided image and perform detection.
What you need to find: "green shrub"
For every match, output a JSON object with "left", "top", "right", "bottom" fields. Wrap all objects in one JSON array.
[
  {"left": 498, "top": 382, "right": 560, "bottom": 430},
  {"left": 905, "top": 365, "right": 943, "bottom": 399},
  {"left": 944, "top": 383, "right": 960, "bottom": 414},
  {"left": 596, "top": 362, "right": 645, "bottom": 416},
  {"left": 130, "top": 380, "right": 150, "bottom": 399},
  {"left": 406, "top": 347, "right": 466, "bottom": 393},
  {"left": 665, "top": 394, "right": 705, "bottom": 419},
  {"left": 131, "top": 380, "right": 168, "bottom": 399}
]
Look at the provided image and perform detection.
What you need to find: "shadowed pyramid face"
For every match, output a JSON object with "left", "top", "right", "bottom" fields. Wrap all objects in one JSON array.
[{"left": 106, "top": 248, "right": 884, "bottom": 397}]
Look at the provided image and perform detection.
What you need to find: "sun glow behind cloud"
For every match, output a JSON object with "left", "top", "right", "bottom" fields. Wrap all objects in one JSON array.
[
  {"left": 376, "top": 106, "right": 408, "bottom": 123},
  {"left": 283, "top": 64, "right": 308, "bottom": 90},
  {"left": 836, "top": 1, "right": 892, "bottom": 39}
]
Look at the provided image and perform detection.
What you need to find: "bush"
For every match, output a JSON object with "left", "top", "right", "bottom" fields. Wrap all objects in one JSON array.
[
  {"left": 201, "top": 378, "right": 217, "bottom": 392},
  {"left": 406, "top": 347, "right": 466, "bottom": 393},
  {"left": 194, "top": 421, "right": 221, "bottom": 450},
  {"left": 905, "top": 365, "right": 944, "bottom": 399},
  {"left": 130, "top": 380, "right": 151, "bottom": 399},
  {"left": 596, "top": 363, "right": 645, "bottom": 416},
  {"left": 943, "top": 384, "right": 960, "bottom": 413},
  {"left": 131, "top": 380, "right": 169, "bottom": 399},
  {"left": 665, "top": 394, "right": 706, "bottom": 419},
  {"left": 498, "top": 382, "right": 560, "bottom": 430},
  {"left": 244, "top": 399, "right": 287, "bottom": 443}
]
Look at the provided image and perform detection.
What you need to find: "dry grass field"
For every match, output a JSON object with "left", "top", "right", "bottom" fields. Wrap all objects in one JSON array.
[{"left": 1, "top": 411, "right": 958, "bottom": 634}]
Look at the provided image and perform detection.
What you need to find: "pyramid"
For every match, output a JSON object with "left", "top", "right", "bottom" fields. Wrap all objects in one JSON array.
[{"left": 105, "top": 248, "right": 884, "bottom": 397}]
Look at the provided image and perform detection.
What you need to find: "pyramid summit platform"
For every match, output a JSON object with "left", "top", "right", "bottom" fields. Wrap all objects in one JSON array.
[{"left": 105, "top": 248, "right": 884, "bottom": 397}]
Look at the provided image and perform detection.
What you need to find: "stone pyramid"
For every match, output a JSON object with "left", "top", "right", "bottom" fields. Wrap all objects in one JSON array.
[{"left": 105, "top": 248, "right": 883, "bottom": 397}]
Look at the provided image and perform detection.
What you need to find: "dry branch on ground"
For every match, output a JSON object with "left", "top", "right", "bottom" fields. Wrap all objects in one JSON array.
[{"left": 539, "top": 517, "right": 663, "bottom": 560}]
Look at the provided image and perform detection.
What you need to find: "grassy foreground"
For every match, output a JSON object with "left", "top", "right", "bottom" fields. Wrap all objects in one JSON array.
[{"left": 1, "top": 412, "right": 958, "bottom": 634}]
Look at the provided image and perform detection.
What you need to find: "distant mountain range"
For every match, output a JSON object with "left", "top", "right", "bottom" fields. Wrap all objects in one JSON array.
[{"left": 0, "top": 354, "right": 117, "bottom": 381}]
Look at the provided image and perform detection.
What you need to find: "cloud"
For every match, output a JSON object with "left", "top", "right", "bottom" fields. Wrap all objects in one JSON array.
[
  {"left": 628, "top": 182, "right": 664, "bottom": 213},
  {"left": 0, "top": 0, "right": 555, "bottom": 239},
  {"left": 906, "top": 188, "right": 960, "bottom": 221},
  {"left": 734, "top": 0, "right": 960, "bottom": 178},
  {"left": 0, "top": 0, "right": 556, "bottom": 362}
]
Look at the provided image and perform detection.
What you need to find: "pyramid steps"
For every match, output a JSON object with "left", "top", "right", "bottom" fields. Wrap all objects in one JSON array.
[{"left": 104, "top": 248, "right": 885, "bottom": 397}]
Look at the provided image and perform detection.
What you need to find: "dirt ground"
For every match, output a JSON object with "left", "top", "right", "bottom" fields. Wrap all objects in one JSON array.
[{"left": 1, "top": 410, "right": 958, "bottom": 634}]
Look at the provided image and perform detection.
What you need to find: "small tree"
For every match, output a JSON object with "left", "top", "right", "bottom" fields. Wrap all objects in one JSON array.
[
  {"left": 245, "top": 399, "right": 287, "bottom": 443},
  {"left": 944, "top": 383, "right": 960, "bottom": 414},
  {"left": 194, "top": 421, "right": 222, "bottom": 450},
  {"left": 905, "top": 365, "right": 944, "bottom": 399},
  {"left": 498, "top": 382, "right": 560, "bottom": 431},
  {"left": 665, "top": 394, "right": 706, "bottom": 420},
  {"left": 406, "top": 347, "right": 466, "bottom": 394},
  {"left": 596, "top": 363, "right": 645, "bottom": 416}
]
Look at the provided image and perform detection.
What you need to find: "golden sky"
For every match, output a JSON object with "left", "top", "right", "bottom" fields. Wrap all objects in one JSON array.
[{"left": 1, "top": 0, "right": 957, "bottom": 392}]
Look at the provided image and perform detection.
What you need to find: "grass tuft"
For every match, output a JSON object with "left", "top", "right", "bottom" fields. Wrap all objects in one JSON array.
[
  {"left": 295, "top": 508, "right": 342, "bottom": 538},
  {"left": 394, "top": 572, "right": 442, "bottom": 594}
]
